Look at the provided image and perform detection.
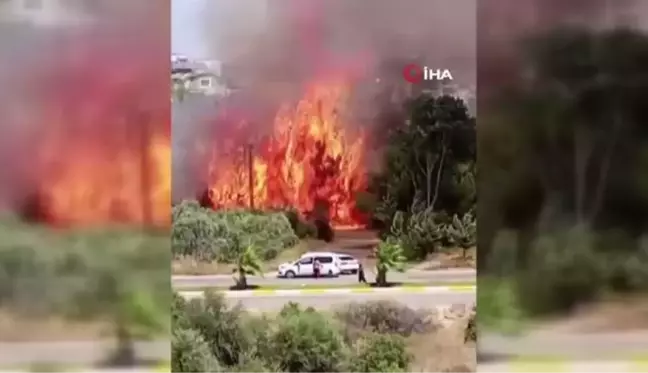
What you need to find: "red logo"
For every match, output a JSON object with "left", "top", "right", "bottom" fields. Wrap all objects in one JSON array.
[{"left": 403, "top": 64, "right": 423, "bottom": 83}]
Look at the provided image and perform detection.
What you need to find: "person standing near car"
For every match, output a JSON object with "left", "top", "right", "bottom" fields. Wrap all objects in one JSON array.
[
  {"left": 357, "top": 262, "right": 367, "bottom": 284},
  {"left": 313, "top": 258, "right": 321, "bottom": 279}
]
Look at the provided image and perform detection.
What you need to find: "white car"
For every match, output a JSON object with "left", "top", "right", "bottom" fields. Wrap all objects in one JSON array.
[
  {"left": 277, "top": 252, "right": 341, "bottom": 278},
  {"left": 336, "top": 254, "right": 360, "bottom": 274}
]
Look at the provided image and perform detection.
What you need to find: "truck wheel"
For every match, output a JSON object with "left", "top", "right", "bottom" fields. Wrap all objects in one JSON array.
[{"left": 285, "top": 271, "right": 296, "bottom": 278}]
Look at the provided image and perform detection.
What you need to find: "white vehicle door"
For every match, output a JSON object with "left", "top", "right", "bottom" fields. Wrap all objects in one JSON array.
[
  {"left": 297, "top": 257, "right": 314, "bottom": 276},
  {"left": 315, "top": 256, "right": 334, "bottom": 274}
]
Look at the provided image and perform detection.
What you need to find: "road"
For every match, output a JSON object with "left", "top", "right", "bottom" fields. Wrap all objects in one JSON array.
[
  {"left": 0, "top": 340, "right": 168, "bottom": 367},
  {"left": 179, "top": 286, "right": 476, "bottom": 311},
  {"left": 480, "top": 330, "right": 648, "bottom": 357},
  {"left": 172, "top": 268, "right": 475, "bottom": 289},
  {"left": 479, "top": 330, "right": 648, "bottom": 371},
  {"left": 1, "top": 286, "right": 475, "bottom": 366}
]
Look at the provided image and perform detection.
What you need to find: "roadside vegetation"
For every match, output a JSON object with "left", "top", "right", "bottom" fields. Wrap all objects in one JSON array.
[
  {"left": 480, "top": 26, "right": 648, "bottom": 332},
  {"left": 0, "top": 215, "right": 169, "bottom": 367},
  {"left": 171, "top": 93, "right": 477, "bottom": 286},
  {"left": 172, "top": 291, "right": 476, "bottom": 372}
]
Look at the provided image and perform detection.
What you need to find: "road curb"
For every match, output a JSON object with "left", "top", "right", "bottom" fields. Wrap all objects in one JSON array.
[{"left": 179, "top": 285, "right": 476, "bottom": 299}]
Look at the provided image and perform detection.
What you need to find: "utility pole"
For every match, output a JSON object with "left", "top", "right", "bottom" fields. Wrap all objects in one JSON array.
[
  {"left": 139, "top": 112, "right": 153, "bottom": 226},
  {"left": 247, "top": 142, "right": 255, "bottom": 210}
]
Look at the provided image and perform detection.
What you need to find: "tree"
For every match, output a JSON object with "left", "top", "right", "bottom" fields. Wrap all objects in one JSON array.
[
  {"left": 230, "top": 238, "right": 263, "bottom": 290},
  {"left": 367, "top": 94, "right": 476, "bottom": 234},
  {"left": 481, "top": 27, "right": 648, "bottom": 247},
  {"left": 445, "top": 211, "right": 476, "bottom": 259},
  {"left": 375, "top": 238, "right": 406, "bottom": 287}
]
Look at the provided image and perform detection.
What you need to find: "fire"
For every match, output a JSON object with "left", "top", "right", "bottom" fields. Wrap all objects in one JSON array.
[
  {"left": 10, "top": 26, "right": 171, "bottom": 228},
  {"left": 35, "top": 130, "right": 171, "bottom": 227},
  {"left": 207, "top": 80, "right": 367, "bottom": 226}
]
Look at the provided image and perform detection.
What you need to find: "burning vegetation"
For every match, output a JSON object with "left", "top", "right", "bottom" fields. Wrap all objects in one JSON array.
[
  {"left": 203, "top": 79, "right": 367, "bottom": 228},
  {"left": 4, "top": 24, "right": 170, "bottom": 228}
]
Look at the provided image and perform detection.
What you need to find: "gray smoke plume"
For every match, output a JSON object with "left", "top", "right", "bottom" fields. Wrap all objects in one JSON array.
[{"left": 172, "top": 0, "right": 477, "bottom": 201}]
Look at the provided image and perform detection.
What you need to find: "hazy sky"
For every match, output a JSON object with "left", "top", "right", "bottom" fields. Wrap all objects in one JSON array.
[{"left": 171, "top": 0, "right": 207, "bottom": 58}]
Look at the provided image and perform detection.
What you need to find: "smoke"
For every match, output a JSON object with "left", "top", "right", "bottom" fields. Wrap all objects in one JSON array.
[
  {"left": 478, "top": 0, "right": 648, "bottom": 96},
  {"left": 172, "top": 0, "right": 476, "bottom": 201},
  {"left": 0, "top": 0, "right": 169, "bottom": 224},
  {"left": 203, "top": 0, "right": 475, "bottom": 88}
]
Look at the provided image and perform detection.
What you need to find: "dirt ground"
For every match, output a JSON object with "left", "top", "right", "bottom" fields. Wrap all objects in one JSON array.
[
  {"left": 539, "top": 296, "right": 648, "bottom": 333},
  {"left": 0, "top": 312, "right": 107, "bottom": 341},
  {"left": 409, "top": 319, "right": 476, "bottom": 372}
]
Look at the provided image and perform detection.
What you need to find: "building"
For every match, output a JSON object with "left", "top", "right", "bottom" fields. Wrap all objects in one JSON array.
[
  {"left": 0, "top": 0, "right": 91, "bottom": 27},
  {"left": 171, "top": 56, "right": 231, "bottom": 99}
]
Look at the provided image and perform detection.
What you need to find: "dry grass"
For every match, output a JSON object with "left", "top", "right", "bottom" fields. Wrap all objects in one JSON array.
[
  {"left": 413, "top": 247, "right": 477, "bottom": 270},
  {"left": 408, "top": 319, "right": 476, "bottom": 372},
  {"left": 0, "top": 311, "right": 108, "bottom": 341}
]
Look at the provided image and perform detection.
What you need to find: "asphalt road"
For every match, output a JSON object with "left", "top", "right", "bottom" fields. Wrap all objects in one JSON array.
[
  {"left": 480, "top": 330, "right": 648, "bottom": 371},
  {"left": 218, "top": 292, "right": 475, "bottom": 312},
  {"left": 0, "top": 340, "right": 168, "bottom": 366},
  {"left": 172, "top": 268, "right": 476, "bottom": 289},
  {"left": 2, "top": 287, "right": 475, "bottom": 365},
  {"left": 479, "top": 330, "right": 648, "bottom": 358}
]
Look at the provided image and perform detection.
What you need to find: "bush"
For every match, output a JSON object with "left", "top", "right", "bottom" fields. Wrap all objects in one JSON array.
[
  {"left": 283, "top": 209, "right": 317, "bottom": 239},
  {"left": 389, "top": 207, "right": 446, "bottom": 260},
  {"left": 348, "top": 333, "right": 411, "bottom": 372},
  {"left": 606, "top": 236, "right": 648, "bottom": 293},
  {"left": 268, "top": 309, "right": 348, "bottom": 372},
  {"left": 0, "top": 217, "right": 170, "bottom": 366},
  {"left": 172, "top": 327, "right": 223, "bottom": 373},
  {"left": 335, "top": 300, "right": 432, "bottom": 338},
  {"left": 171, "top": 293, "right": 428, "bottom": 373},
  {"left": 181, "top": 292, "right": 253, "bottom": 366},
  {"left": 465, "top": 306, "right": 476, "bottom": 343},
  {"left": 314, "top": 218, "right": 335, "bottom": 242},
  {"left": 172, "top": 200, "right": 298, "bottom": 262},
  {"left": 517, "top": 226, "right": 608, "bottom": 315}
]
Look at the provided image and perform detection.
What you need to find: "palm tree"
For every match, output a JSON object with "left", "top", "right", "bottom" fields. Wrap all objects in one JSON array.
[
  {"left": 375, "top": 238, "right": 406, "bottom": 287},
  {"left": 231, "top": 237, "right": 263, "bottom": 290}
]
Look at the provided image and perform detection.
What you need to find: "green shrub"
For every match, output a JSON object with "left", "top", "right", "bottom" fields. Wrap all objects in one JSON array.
[
  {"left": 181, "top": 292, "right": 253, "bottom": 366},
  {"left": 269, "top": 308, "right": 348, "bottom": 372},
  {"left": 172, "top": 327, "right": 223, "bottom": 373},
  {"left": 0, "top": 217, "right": 170, "bottom": 366},
  {"left": 605, "top": 236, "right": 648, "bottom": 293},
  {"left": 172, "top": 200, "right": 298, "bottom": 262},
  {"left": 477, "top": 277, "right": 525, "bottom": 334},
  {"left": 228, "top": 357, "right": 276, "bottom": 373},
  {"left": 517, "top": 226, "right": 608, "bottom": 315},
  {"left": 348, "top": 333, "right": 411, "bottom": 372},
  {"left": 389, "top": 207, "right": 446, "bottom": 260}
]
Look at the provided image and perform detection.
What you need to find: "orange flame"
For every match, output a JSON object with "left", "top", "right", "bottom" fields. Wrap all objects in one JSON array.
[
  {"left": 207, "top": 80, "right": 366, "bottom": 226},
  {"left": 36, "top": 129, "right": 171, "bottom": 227}
]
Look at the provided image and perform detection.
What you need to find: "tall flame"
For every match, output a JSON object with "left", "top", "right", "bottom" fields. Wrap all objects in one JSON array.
[
  {"left": 11, "top": 28, "right": 171, "bottom": 228},
  {"left": 207, "top": 80, "right": 366, "bottom": 226},
  {"left": 35, "top": 129, "right": 171, "bottom": 227}
]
